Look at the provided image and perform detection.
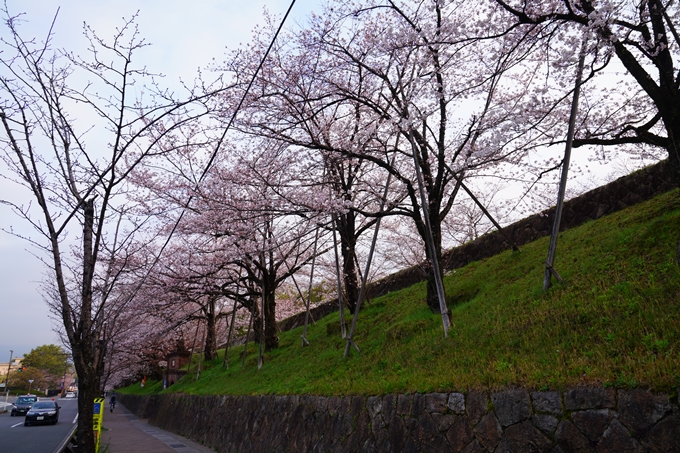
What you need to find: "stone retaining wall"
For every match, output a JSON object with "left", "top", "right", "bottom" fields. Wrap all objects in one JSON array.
[{"left": 119, "top": 387, "right": 679, "bottom": 452}]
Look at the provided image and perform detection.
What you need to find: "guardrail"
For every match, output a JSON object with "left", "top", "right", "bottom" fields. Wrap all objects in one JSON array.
[{"left": 52, "top": 425, "right": 78, "bottom": 453}]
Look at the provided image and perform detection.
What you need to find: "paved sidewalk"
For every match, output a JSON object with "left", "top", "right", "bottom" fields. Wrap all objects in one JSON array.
[{"left": 100, "top": 402, "right": 216, "bottom": 453}]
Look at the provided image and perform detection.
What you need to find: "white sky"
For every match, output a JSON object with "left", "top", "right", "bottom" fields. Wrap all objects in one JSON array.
[{"left": 0, "top": 0, "right": 323, "bottom": 359}]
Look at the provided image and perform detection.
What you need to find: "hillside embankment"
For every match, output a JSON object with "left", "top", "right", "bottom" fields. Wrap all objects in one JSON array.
[
  {"left": 119, "top": 160, "right": 680, "bottom": 452},
  {"left": 280, "top": 159, "right": 676, "bottom": 333}
]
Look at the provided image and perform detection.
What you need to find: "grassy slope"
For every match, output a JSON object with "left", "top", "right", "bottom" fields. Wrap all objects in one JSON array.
[{"left": 121, "top": 189, "right": 680, "bottom": 397}]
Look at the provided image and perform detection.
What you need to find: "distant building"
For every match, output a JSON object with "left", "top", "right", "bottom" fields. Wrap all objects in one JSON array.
[
  {"left": 0, "top": 357, "right": 24, "bottom": 372},
  {"left": 1, "top": 358, "right": 24, "bottom": 390},
  {"left": 164, "top": 350, "right": 191, "bottom": 387}
]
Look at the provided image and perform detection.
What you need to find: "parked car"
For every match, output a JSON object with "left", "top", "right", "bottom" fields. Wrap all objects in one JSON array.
[
  {"left": 65, "top": 392, "right": 76, "bottom": 398},
  {"left": 24, "top": 401, "right": 60, "bottom": 426},
  {"left": 10, "top": 395, "right": 38, "bottom": 416}
]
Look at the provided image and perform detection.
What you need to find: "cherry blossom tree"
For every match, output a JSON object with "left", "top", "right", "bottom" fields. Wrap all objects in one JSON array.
[
  {"left": 226, "top": 0, "right": 553, "bottom": 315},
  {"left": 130, "top": 123, "right": 332, "bottom": 352},
  {"left": 494, "top": 0, "right": 680, "bottom": 185},
  {"left": 0, "top": 10, "right": 217, "bottom": 450}
]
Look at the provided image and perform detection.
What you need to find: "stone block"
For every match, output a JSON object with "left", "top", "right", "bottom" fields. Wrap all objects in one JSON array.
[
  {"left": 371, "top": 415, "right": 389, "bottom": 448},
  {"left": 492, "top": 389, "right": 532, "bottom": 427},
  {"left": 412, "top": 393, "right": 426, "bottom": 418},
  {"left": 597, "top": 419, "right": 643, "bottom": 453},
  {"left": 467, "top": 391, "right": 488, "bottom": 426},
  {"left": 367, "top": 396, "right": 383, "bottom": 420},
  {"left": 351, "top": 395, "right": 365, "bottom": 416},
  {"left": 501, "top": 420, "right": 554, "bottom": 453},
  {"left": 448, "top": 392, "right": 466, "bottom": 414},
  {"left": 402, "top": 435, "right": 418, "bottom": 453},
  {"left": 327, "top": 396, "right": 341, "bottom": 416},
  {"left": 564, "top": 388, "right": 615, "bottom": 410},
  {"left": 532, "top": 414, "right": 560, "bottom": 434},
  {"left": 641, "top": 415, "right": 680, "bottom": 453},
  {"left": 397, "top": 394, "right": 413, "bottom": 416},
  {"left": 571, "top": 409, "right": 615, "bottom": 442},
  {"left": 555, "top": 419, "right": 596, "bottom": 453},
  {"left": 431, "top": 413, "right": 457, "bottom": 432},
  {"left": 353, "top": 409, "right": 371, "bottom": 449},
  {"left": 473, "top": 411, "right": 502, "bottom": 452},
  {"left": 339, "top": 396, "right": 352, "bottom": 415},
  {"left": 427, "top": 434, "right": 451, "bottom": 453},
  {"left": 382, "top": 394, "right": 397, "bottom": 422},
  {"left": 417, "top": 411, "right": 438, "bottom": 447},
  {"left": 446, "top": 416, "right": 474, "bottom": 452},
  {"left": 461, "top": 439, "right": 486, "bottom": 453},
  {"left": 618, "top": 389, "right": 671, "bottom": 436},
  {"left": 425, "top": 392, "right": 449, "bottom": 414},
  {"left": 532, "top": 391, "right": 563, "bottom": 415},
  {"left": 388, "top": 415, "right": 406, "bottom": 453},
  {"left": 359, "top": 437, "right": 377, "bottom": 453},
  {"left": 404, "top": 415, "right": 419, "bottom": 433}
]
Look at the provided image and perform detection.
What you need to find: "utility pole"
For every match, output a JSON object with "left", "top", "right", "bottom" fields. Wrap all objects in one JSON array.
[{"left": 4, "top": 350, "right": 12, "bottom": 404}]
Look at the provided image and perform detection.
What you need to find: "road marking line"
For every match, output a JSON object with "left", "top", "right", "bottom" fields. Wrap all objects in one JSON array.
[
  {"left": 73, "top": 413, "right": 78, "bottom": 424},
  {"left": 11, "top": 422, "right": 23, "bottom": 428}
]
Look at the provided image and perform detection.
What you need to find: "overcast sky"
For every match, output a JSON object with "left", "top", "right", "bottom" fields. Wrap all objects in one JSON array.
[{"left": 0, "top": 0, "right": 322, "bottom": 360}]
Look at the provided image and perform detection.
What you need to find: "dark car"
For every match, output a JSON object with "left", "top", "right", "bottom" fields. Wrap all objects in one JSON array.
[
  {"left": 24, "top": 401, "right": 60, "bottom": 426},
  {"left": 10, "top": 395, "right": 38, "bottom": 416}
]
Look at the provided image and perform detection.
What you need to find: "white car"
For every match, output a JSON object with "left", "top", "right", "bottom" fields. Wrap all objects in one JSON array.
[{"left": 65, "top": 392, "right": 76, "bottom": 398}]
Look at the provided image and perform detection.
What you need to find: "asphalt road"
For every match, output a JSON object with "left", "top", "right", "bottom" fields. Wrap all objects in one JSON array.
[{"left": 0, "top": 396, "right": 78, "bottom": 453}]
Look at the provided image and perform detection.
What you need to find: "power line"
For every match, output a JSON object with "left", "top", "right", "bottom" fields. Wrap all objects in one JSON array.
[{"left": 122, "top": 1, "right": 299, "bottom": 313}]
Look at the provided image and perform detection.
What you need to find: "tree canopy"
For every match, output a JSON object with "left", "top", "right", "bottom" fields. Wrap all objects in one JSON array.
[{"left": 21, "top": 344, "right": 70, "bottom": 377}]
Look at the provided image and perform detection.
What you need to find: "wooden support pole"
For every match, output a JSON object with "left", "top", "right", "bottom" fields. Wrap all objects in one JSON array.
[
  {"left": 344, "top": 153, "right": 396, "bottom": 358},
  {"left": 407, "top": 131, "right": 450, "bottom": 336},
  {"left": 332, "top": 216, "right": 347, "bottom": 339},
  {"left": 301, "top": 227, "right": 320, "bottom": 346},
  {"left": 544, "top": 38, "right": 587, "bottom": 291}
]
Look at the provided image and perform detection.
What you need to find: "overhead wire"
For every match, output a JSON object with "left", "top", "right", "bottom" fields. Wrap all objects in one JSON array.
[{"left": 119, "top": 0, "right": 299, "bottom": 322}]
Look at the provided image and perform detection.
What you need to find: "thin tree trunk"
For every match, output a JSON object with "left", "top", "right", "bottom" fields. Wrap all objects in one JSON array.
[
  {"left": 301, "top": 228, "right": 319, "bottom": 346},
  {"left": 223, "top": 297, "right": 239, "bottom": 369},
  {"left": 204, "top": 299, "right": 217, "bottom": 361},
  {"left": 187, "top": 320, "right": 201, "bottom": 375},
  {"left": 196, "top": 325, "right": 206, "bottom": 380},
  {"left": 332, "top": 217, "right": 347, "bottom": 338},
  {"left": 241, "top": 304, "right": 255, "bottom": 368}
]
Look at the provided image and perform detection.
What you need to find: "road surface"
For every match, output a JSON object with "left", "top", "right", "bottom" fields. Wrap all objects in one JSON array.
[{"left": 0, "top": 396, "right": 78, "bottom": 453}]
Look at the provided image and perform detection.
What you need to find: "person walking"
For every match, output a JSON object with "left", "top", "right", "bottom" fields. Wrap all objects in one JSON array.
[{"left": 109, "top": 392, "right": 117, "bottom": 413}]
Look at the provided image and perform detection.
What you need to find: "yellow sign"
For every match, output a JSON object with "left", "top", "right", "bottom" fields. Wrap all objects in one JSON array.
[{"left": 93, "top": 398, "right": 104, "bottom": 453}]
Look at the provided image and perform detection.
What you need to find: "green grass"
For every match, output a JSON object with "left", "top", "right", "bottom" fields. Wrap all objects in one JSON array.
[{"left": 120, "top": 189, "right": 680, "bottom": 396}]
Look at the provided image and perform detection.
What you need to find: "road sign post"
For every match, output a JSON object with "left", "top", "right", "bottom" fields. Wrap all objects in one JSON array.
[{"left": 93, "top": 398, "right": 104, "bottom": 452}]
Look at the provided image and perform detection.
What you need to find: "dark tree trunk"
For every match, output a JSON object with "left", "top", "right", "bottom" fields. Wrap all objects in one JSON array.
[
  {"left": 424, "top": 210, "right": 445, "bottom": 314},
  {"left": 338, "top": 211, "right": 360, "bottom": 313},
  {"left": 73, "top": 199, "right": 100, "bottom": 453},
  {"left": 662, "top": 115, "right": 680, "bottom": 188},
  {"left": 251, "top": 302, "right": 262, "bottom": 346},
  {"left": 263, "top": 268, "right": 278, "bottom": 351},
  {"left": 75, "top": 362, "right": 98, "bottom": 452}
]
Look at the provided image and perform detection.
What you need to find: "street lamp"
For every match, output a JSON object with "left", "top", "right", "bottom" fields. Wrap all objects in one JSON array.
[{"left": 28, "top": 379, "right": 34, "bottom": 395}]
